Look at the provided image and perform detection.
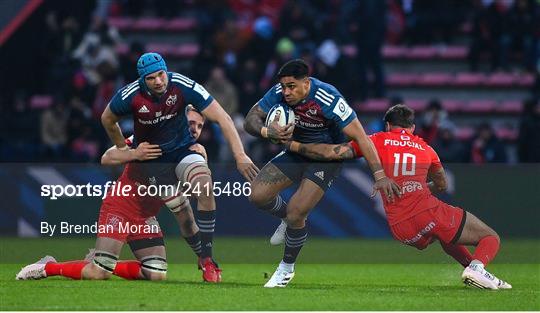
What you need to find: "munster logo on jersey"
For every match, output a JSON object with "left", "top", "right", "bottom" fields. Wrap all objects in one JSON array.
[
  {"left": 295, "top": 102, "right": 325, "bottom": 129},
  {"left": 306, "top": 106, "right": 318, "bottom": 118},
  {"left": 166, "top": 94, "right": 177, "bottom": 106}
]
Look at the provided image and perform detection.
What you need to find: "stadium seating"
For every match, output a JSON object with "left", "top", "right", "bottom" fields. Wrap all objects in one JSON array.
[
  {"left": 382, "top": 45, "right": 468, "bottom": 60},
  {"left": 387, "top": 72, "right": 533, "bottom": 88},
  {"left": 461, "top": 100, "right": 497, "bottom": 113},
  {"left": 108, "top": 17, "right": 197, "bottom": 32},
  {"left": 29, "top": 95, "right": 53, "bottom": 109},
  {"left": 496, "top": 100, "right": 523, "bottom": 114},
  {"left": 454, "top": 72, "right": 486, "bottom": 87},
  {"left": 454, "top": 126, "right": 475, "bottom": 141},
  {"left": 106, "top": 14, "right": 531, "bottom": 147},
  {"left": 441, "top": 99, "right": 464, "bottom": 113},
  {"left": 356, "top": 99, "right": 523, "bottom": 115},
  {"left": 116, "top": 42, "right": 200, "bottom": 58}
]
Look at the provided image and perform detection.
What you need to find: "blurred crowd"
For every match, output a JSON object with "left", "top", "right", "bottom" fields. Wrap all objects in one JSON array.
[{"left": 1, "top": 0, "right": 539, "bottom": 164}]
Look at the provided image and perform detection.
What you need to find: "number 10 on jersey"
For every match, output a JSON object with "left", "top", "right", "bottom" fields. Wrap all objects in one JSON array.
[{"left": 393, "top": 153, "right": 416, "bottom": 176}]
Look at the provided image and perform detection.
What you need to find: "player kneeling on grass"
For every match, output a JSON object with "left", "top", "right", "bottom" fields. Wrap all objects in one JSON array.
[
  {"left": 16, "top": 107, "right": 213, "bottom": 282},
  {"left": 279, "top": 104, "right": 511, "bottom": 290}
]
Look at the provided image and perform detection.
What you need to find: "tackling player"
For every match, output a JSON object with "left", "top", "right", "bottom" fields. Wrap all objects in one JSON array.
[
  {"left": 100, "top": 105, "right": 215, "bottom": 279},
  {"left": 282, "top": 104, "right": 511, "bottom": 290},
  {"left": 243, "top": 59, "right": 400, "bottom": 287},
  {"left": 16, "top": 107, "right": 213, "bottom": 282}
]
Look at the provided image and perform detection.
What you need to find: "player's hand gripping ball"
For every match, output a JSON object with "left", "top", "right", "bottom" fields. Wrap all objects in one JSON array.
[{"left": 265, "top": 104, "right": 296, "bottom": 144}]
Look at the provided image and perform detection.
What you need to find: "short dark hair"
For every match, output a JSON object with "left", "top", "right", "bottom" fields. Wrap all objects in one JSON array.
[
  {"left": 277, "top": 59, "right": 309, "bottom": 79},
  {"left": 186, "top": 104, "right": 205, "bottom": 121},
  {"left": 383, "top": 104, "right": 415, "bottom": 128}
]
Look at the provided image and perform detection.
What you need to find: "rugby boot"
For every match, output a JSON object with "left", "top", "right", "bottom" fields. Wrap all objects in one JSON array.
[
  {"left": 198, "top": 257, "right": 222, "bottom": 283},
  {"left": 264, "top": 266, "right": 295, "bottom": 288},
  {"left": 16, "top": 255, "right": 57, "bottom": 280},
  {"left": 462, "top": 263, "right": 499, "bottom": 290}
]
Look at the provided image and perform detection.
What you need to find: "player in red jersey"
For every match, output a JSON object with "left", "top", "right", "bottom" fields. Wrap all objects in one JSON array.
[
  {"left": 16, "top": 107, "right": 215, "bottom": 282},
  {"left": 280, "top": 104, "right": 511, "bottom": 290}
]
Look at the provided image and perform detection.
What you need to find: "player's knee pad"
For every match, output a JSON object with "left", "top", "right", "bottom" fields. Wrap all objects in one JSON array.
[
  {"left": 92, "top": 250, "right": 119, "bottom": 273},
  {"left": 175, "top": 154, "right": 211, "bottom": 185},
  {"left": 140, "top": 255, "right": 168, "bottom": 274},
  {"left": 162, "top": 194, "right": 189, "bottom": 213}
]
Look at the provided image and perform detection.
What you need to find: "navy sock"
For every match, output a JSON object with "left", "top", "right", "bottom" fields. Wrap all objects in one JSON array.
[
  {"left": 258, "top": 196, "right": 287, "bottom": 218},
  {"left": 283, "top": 226, "right": 308, "bottom": 264},
  {"left": 197, "top": 211, "right": 215, "bottom": 258},
  {"left": 184, "top": 231, "right": 202, "bottom": 257}
]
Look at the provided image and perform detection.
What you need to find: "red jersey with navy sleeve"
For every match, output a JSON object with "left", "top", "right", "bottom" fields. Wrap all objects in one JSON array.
[{"left": 351, "top": 129, "right": 443, "bottom": 225}]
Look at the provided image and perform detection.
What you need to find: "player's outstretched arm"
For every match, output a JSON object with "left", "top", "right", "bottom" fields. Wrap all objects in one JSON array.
[
  {"left": 342, "top": 119, "right": 401, "bottom": 200},
  {"left": 244, "top": 103, "right": 293, "bottom": 142},
  {"left": 202, "top": 100, "right": 259, "bottom": 181},
  {"left": 101, "top": 142, "right": 162, "bottom": 165},
  {"left": 101, "top": 104, "right": 128, "bottom": 149},
  {"left": 286, "top": 141, "right": 357, "bottom": 161}
]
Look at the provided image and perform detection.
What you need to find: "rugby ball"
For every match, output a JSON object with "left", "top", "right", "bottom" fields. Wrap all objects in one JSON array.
[
  {"left": 265, "top": 104, "right": 295, "bottom": 128},
  {"left": 265, "top": 104, "right": 295, "bottom": 144}
]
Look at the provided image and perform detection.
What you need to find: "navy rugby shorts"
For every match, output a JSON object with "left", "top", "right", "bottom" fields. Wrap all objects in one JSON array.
[
  {"left": 269, "top": 150, "right": 342, "bottom": 191},
  {"left": 128, "top": 147, "right": 205, "bottom": 187}
]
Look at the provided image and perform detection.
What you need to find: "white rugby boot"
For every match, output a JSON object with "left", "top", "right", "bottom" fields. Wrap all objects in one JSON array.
[
  {"left": 264, "top": 265, "right": 295, "bottom": 288},
  {"left": 494, "top": 275, "right": 512, "bottom": 289},
  {"left": 462, "top": 263, "right": 499, "bottom": 290},
  {"left": 16, "top": 255, "right": 57, "bottom": 280},
  {"left": 270, "top": 219, "right": 287, "bottom": 245}
]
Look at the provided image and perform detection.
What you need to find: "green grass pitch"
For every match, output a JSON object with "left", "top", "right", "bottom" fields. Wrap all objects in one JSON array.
[{"left": 1, "top": 237, "right": 538, "bottom": 310}]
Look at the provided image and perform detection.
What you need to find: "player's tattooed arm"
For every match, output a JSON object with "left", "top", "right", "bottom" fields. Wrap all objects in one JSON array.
[
  {"left": 286, "top": 141, "right": 356, "bottom": 161},
  {"left": 244, "top": 104, "right": 267, "bottom": 138},
  {"left": 427, "top": 167, "right": 447, "bottom": 193}
]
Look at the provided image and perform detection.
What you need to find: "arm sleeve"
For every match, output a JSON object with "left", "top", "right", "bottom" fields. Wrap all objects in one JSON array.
[
  {"left": 322, "top": 96, "right": 357, "bottom": 129},
  {"left": 109, "top": 90, "right": 133, "bottom": 116},
  {"left": 182, "top": 82, "right": 214, "bottom": 112},
  {"left": 257, "top": 84, "right": 281, "bottom": 113}
]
